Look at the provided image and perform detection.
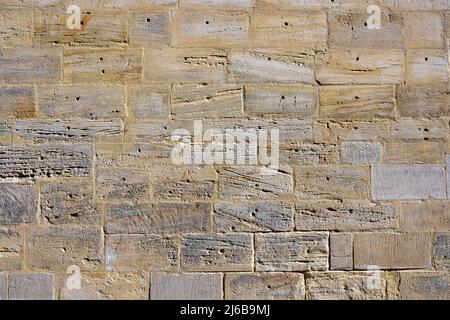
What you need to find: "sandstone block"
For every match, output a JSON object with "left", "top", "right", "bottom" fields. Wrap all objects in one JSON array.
[
  {"left": 180, "top": 0, "right": 253, "bottom": 10},
  {"left": 406, "top": 49, "right": 449, "bottom": 84},
  {"left": 330, "top": 233, "right": 353, "bottom": 270},
  {"left": 8, "top": 273, "right": 53, "bottom": 300},
  {"left": 0, "top": 274, "right": 6, "bottom": 300},
  {"left": 387, "top": 271, "right": 450, "bottom": 300},
  {"left": 0, "top": 227, "right": 22, "bottom": 270},
  {"left": 0, "top": 183, "right": 37, "bottom": 224},
  {"left": 383, "top": 141, "right": 444, "bottom": 164},
  {"left": 0, "top": 9, "right": 33, "bottom": 46},
  {"left": 96, "top": 167, "right": 150, "bottom": 201},
  {"left": 0, "top": 86, "right": 35, "bottom": 118},
  {"left": 400, "top": 201, "right": 450, "bottom": 232},
  {"left": 397, "top": 85, "right": 449, "bottom": 118},
  {"left": 329, "top": 121, "right": 390, "bottom": 141},
  {"left": 280, "top": 143, "right": 339, "bottom": 165},
  {"left": 129, "top": 11, "right": 170, "bottom": 46},
  {"left": 404, "top": 12, "right": 444, "bottom": 48},
  {"left": 390, "top": 119, "right": 446, "bottom": 140},
  {"left": 128, "top": 85, "right": 169, "bottom": 118},
  {"left": 341, "top": 142, "right": 382, "bottom": 164},
  {"left": 433, "top": 233, "right": 449, "bottom": 269}
]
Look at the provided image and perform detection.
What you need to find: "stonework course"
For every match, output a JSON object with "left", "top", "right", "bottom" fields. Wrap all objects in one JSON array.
[{"left": 0, "top": 0, "right": 449, "bottom": 300}]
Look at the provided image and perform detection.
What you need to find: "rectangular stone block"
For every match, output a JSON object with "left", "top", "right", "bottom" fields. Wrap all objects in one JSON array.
[
  {"left": 14, "top": 120, "right": 123, "bottom": 142},
  {"left": 228, "top": 50, "right": 314, "bottom": 84},
  {"left": 8, "top": 273, "right": 53, "bottom": 300},
  {"left": 151, "top": 273, "right": 222, "bottom": 300},
  {"left": 255, "top": 232, "right": 328, "bottom": 271},
  {"left": 0, "top": 47, "right": 62, "bottom": 84},
  {"left": 34, "top": 10, "right": 128, "bottom": 46},
  {"left": 218, "top": 166, "right": 293, "bottom": 199},
  {"left": 404, "top": 12, "right": 444, "bottom": 48},
  {"left": 329, "top": 121, "right": 390, "bottom": 141},
  {"left": 0, "top": 9, "right": 34, "bottom": 46},
  {"left": 0, "top": 183, "right": 37, "bottom": 224},
  {"left": 0, "top": 227, "right": 22, "bottom": 270},
  {"left": 225, "top": 273, "right": 304, "bottom": 300},
  {"left": 387, "top": 271, "right": 450, "bottom": 300},
  {"left": 40, "top": 178, "right": 100, "bottom": 225},
  {"left": 61, "top": 272, "right": 149, "bottom": 300},
  {"left": 319, "top": 85, "right": 395, "bottom": 120},
  {"left": 341, "top": 142, "right": 382, "bottom": 164},
  {"left": 371, "top": 165, "right": 447, "bottom": 200},
  {"left": 245, "top": 85, "right": 317, "bottom": 116},
  {"left": 64, "top": 48, "right": 142, "bottom": 83},
  {"left": 181, "top": 233, "right": 253, "bottom": 271},
  {"left": 144, "top": 48, "right": 226, "bottom": 83},
  {"left": 390, "top": 119, "right": 446, "bottom": 140},
  {"left": 295, "top": 200, "right": 397, "bottom": 231},
  {"left": 383, "top": 141, "right": 444, "bottom": 163},
  {"left": 296, "top": 165, "right": 370, "bottom": 200},
  {"left": 257, "top": 0, "right": 335, "bottom": 10},
  {"left": 406, "top": 49, "right": 449, "bottom": 84},
  {"left": 180, "top": 0, "right": 253, "bottom": 9},
  {"left": 0, "top": 274, "right": 6, "bottom": 300},
  {"left": 397, "top": 85, "right": 449, "bottom": 118},
  {"left": 214, "top": 201, "right": 294, "bottom": 232},
  {"left": 354, "top": 232, "right": 432, "bottom": 269},
  {"left": 382, "top": 0, "right": 450, "bottom": 10},
  {"left": 0, "top": 86, "right": 35, "bottom": 118},
  {"left": 306, "top": 272, "right": 386, "bottom": 300},
  {"left": 330, "top": 233, "right": 353, "bottom": 271},
  {"left": 27, "top": 226, "right": 103, "bottom": 271},
  {"left": 37, "top": 85, "right": 125, "bottom": 119},
  {"left": 172, "top": 11, "right": 249, "bottom": 47},
  {"left": 316, "top": 49, "right": 405, "bottom": 84},
  {"left": 171, "top": 84, "right": 243, "bottom": 119},
  {"left": 129, "top": 11, "right": 170, "bottom": 46},
  {"left": 128, "top": 85, "right": 169, "bottom": 118},
  {"left": 96, "top": 167, "right": 150, "bottom": 201},
  {"left": 106, "top": 202, "right": 211, "bottom": 234},
  {"left": 251, "top": 12, "right": 327, "bottom": 50},
  {"left": 433, "top": 233, "right": 449, "bottom": 269},
  {"left": 280, "top": 143, "right": 339, "bottom": 165},
  {"left": 400, "top": 201, "right": 450, "bottom": 232},
  {"left": 330, "top": 12, "right": 404, "bottom": 49},
  {"left": 447, "top": 155, "right": 450, "bottom": 198},
  {"left": 106, "top": 235, "right": 178, "bottom": 271}
]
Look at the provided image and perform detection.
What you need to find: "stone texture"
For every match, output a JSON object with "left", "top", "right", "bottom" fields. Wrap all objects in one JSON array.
[
  {"left": 354, "top": 232, "right": 432, "bottom": 269},
  {"left": 397, "top": 85, "right": 449, "bottom": 118},
  {"left": 400, "top": 201, "right": 450, "bottom": 232},
  {"left": 128, "top": 85, "right": 169, "bottom": 118},
  {"left": 0, "top": 227, "right": 22, "bottom": 270},
  {"left": 0, "top": 183, "right": 37, "bottom": 224},
  {"left": 390, "top": 119, "right": 446, "bottom": 140},
  {"left": 0, "top": 9, "right": 34, "bottom": 46},
  {"left": 96, "top": 167, "right": 150, "bottom": 201},
  {"left": 330, "top": 233, "right": 353, "bottom": 271},
  {"left": 151, "top": 273, "right": 222, "bottom": 300},
  {"left": 225, "top": 273, "right": 305, "bottom": 300},
  {"left": 0, "top": 274, "right": 6, "bottom": 300},
  {"left": 406, "top": 49, "right": 449, "bottom": 84},
  {"left": 0, "top": 87, "right": 35, "bottom": 118},
  {"left": 255, "top": 232, "right": 329, "bottom": 271},
  {"left": 433, "top": 233, "right": 450, "bottom": 269},
  {"left": 387, "top": 271, "right": 450, "bottom": 300},
  {"left": 371, "top": 165, "right": 447, "bottom": 200},
  {"left": 341, "top": 142, "right": 382, "bottom": 164},
  {"left": 129, "top": 11, "right": 170, "bottom": 46},
  {"left": 404, "top": 12, "right": 444, "bottom": 48},
  {"left": 8, "top": 273, "right": 53, "bottom": 300},
  {"left": 383, "top": 141, "right": 444, "bottom": 164}
]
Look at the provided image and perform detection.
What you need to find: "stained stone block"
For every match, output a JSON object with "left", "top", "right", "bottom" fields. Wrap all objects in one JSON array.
[
  {"left": 0, "top": 86, "right": 36, "bottom": 118},
  {"left": 0, "top": 227, "right": 22, "bottom": 270},
  {"left": 0, "top": 274, "right": 7, "bottom": 300},
  {"left": 0, "top": 183, "right": 37, "bottom": 224},
  {"left": 8, "top": 273, "right": 54, "bottom": 300}
]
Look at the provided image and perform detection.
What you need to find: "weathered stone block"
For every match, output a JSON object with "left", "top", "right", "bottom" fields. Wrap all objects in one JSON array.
[
  {"left": 214, "top": 201, "right": 294, "bottom": 232},
  {"left": 171, "top": 84, "right": 243, "bottom": 119},
  {"left": 400, "top": 201, "right": 450, "bottom": 232},
  {"left": 225, "top": 273, "right": 304, "bottom": 300},
  {"left": 387, "top": 271, "right": 450, "bottom": 300},
  {"left": 255, "top": 232, "right": 328, "bottom": 271},
  {"left": 447, "top": 154, "right": 450, "bottom": 197},
  {"left": 383, "top": 141, "right": 444, "bottom": 164},
  {"left": 0, "top": 274, "right": 6, "bottom": 300},
  {"left": 228, "top": 50, "right": 315, "bottom": 84},
  {"left": 330, "top": 233, "right": 353, "bottom": 271},
  {"left": 341, "top": 142, "right": 382, "bottom": 164},
  {"left": 306, "top": 272, "right": 386, "bottom": 300},
  {"left": 296, "top": 165, "right": 370, "bottom": 200},
  {"left": 128, "top": 85, "right": 169, "bottom": 118},
  {"left": 129, "top": 11, "right": 170, "bottom": 46},
  {"left": 319, "top": 85, "right": 395, "bottom": 120},
  {"left": 391, "top": 119, "right": 446, "bottom": 140},
  {"left": 0, "top": 48, "right": 62, "bottom": 84},
  {"left": 27, "top": 226, "right": 103, "bottom": 271},
  {"left": 354, "top": 232, "right": 432, "bottom": 269},
  {"left": 172, "top": 11, "right": 249, "bottom": 47},
  {"left": 0, "top": 86, "right": 35, "bottom": 118},
  {"left": 296, "top": 200, "right": 396, "bottom": 231},
  {"left": 0, "top": 227, "right": 22, "bottom": 270},
  {"left": 144, "top": 48, "right": 226, "bottom": 83},
  {"left": 64, "top": 48, "right": 142, "bottom": 83},
  {"left": 180, "top": 0, "right": 252, "bottom": 10},
  {"left": 397, "top": 85, "right": 449, "bottom": 118},
  {"left": 257, "top": 0, "right": 335, "bottom": 10},
  {"left": 245, "top": 85, "right": 317, "bottom": 116},
  {"left": 251, "top": 12, "right": 327, "bottom": 50},
  {"left": 434, "top": 233, "right": 449, "bottom": 269},
  {"left": 106, "top": 235, "right": 178, "bottom": 271},
  {"left": 0, "top": 9, "right": 33, "bottom": 46},
  {"left": 0, "top": 144, "right": 94, "bottom": 179},
  {"left": 96, "top": 167, "right": 150, "bottom": 201},
  {"left": 280, "top": 143, "right": 339, "bottom": 164},
  {"left": 406, "top": 49, "right": 449, "bottom": 84},
  {"left": 38, "top": 85, "right": 125, "bottom": 119},
  {"left": 371, "top": 165, "right": 447, "bottom": 200},
  {"left": 0, "top": 183, "right": 37, "bottom": 224},
  {"left": 106, "top": 202, "right": 211, "bottom": 234},
  {"left": 8, "top": 273, "right": 53, "bottom": 300},
  {"left": 181, "top": 233, "right": 253, "bottom": 271},
  {"left": 151, "top": 273, "right": 222, "bottom": 300},
  {"left": 404, "top": 12, "right": 444, "bottom": 48},
  {"left": 329, "top": 121, "right": 390, "bottom": 141}
]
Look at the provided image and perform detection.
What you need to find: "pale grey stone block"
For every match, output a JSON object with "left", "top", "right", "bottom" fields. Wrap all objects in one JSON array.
[
  {"left": 341, "top": 142, "right": 381, "bottom": 164},
  {"left": 8, "top": 273, "right": 54, "bottom": 300},
  {"left": 0, "top": 183, "right": 37, "bottom": 224}
]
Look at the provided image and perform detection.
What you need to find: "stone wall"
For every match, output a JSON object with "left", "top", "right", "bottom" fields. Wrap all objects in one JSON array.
[{"left": 0, "top": 0, "right": 449, "bottom": 300}]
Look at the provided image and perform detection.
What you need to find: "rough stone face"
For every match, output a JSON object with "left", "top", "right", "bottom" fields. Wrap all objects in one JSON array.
[
  {"left": 0, "top": 274, "right": 7, "bottom": 300},
  {"left": 295, "top": 200, "right": 397, "bottom": 231},
  {"left": 280, "top": 143, "right": 339, "bottom": 164},
  {"left": 406, "top": 49, "right": 449, "bottom": 84},
  {"left": 387, "top": 271, "right": 450, "bottom": 300},
  {"left": 433, "top": 233, "right": 450, "bottom": 269},
  {"left": 0, "top": 144, "right": 94, "bottom": 179},
  {"left": 8, "top": 273, "right": 53, "bottom": 300},
  {"left": 214, "top": 201, "right": 294, "bottom": 232},
  {"left": 0, "top": 183, "right": 37, "bottom": 224},
  {"left": 129, "top": 11, "right": 170, "bottom": 46},
  {"left": 255, "top": 232, "right": 329, "bottom": 271},
  {"left": 0, "top": 87, "right": 35, "bottom": 118},
  {"left": 447, "top": 155, "right": 450, "bottom": 197},
  {"left": 181, "top": 233, "right": 253, "bottom": 271},
  {"left": 306, "top": 272, "right": 386, "bottom": 300},
  {"left": 96, "top": 167, "right": 150, "bottom": 201},
  {"left": 354, "top": 232, "right": 432, "bottom": 269},
  {"left": 383, "top": 141, "right": 444, "bottom": 164},
  {"left": 0, "top": 227, "right": 22, "bottom": 270},
  {"left": 390, "top": 119, "right": 446, "bottom": 140},
  {"left": 371, "top": 165, "right": 447, "bottom": 200},
  {"left": 400, "top": 201, "right": 450, "bottom": 232},
  {"left": 151, "top": 273, "right": 222, "bottom": 300},
  {"left": 225, "top": 273, "right": 305, "bottom": 300},
  {"left": 128, "top": 85, "right": 170, "bottom": 118},
  {"left": 397, "top": 85, "right": 449, "bottom": 118},
  {"left": 0, "top": 9, "right": 34, "bottom": 46},
  {"left": 330, "top": 233, "right": 353, "bottom": 271},
  {"left": 341, "top": 142, "right": 382, "bottom": 164}
]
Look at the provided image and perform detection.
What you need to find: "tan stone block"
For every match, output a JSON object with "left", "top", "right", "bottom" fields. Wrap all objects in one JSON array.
[
  {"left": 0, "top": 87, "right": 35, "bottom": 119},
  {"left": 397, "top": 85, "right": 449, "bottom": 118},
  {"left": 128, "top": 85, "right": 170, "bottom": 118},
  {"left": 330, "top": 233, "right": 353, "bottom": 270},
  {"left": 383, "top": 141, "right": 444, "bottom": 163},
  {"left": 0, "top": 9, "right": 34, "bottom": 46},
  {"left": 404, "top": 11, "right": 444, "bottom": 48},
  {"left": 406, "top": 49, "right": 449, "bottom": 84},
  {"left": 257, "top": 0, "right": 335, "bottom": 10},
  {"left": 390, "top": 119, "right": 446, "bottom": 140},
  {"left": 180, "top": 0, "right": 253, "bottom": 10},
  {"left": 280, "top": 143, "right": 339, "bottom": 165},
  {"left": 400, "top": 201, "right": 450, "bottom": 232},
  {"left": 0, "top": 227, "right": 22, "bottom": 271},
  {"left": 387, "top": 271, "right": 450, "bottom": 300},
  {"left": 129, "top": 11, "right": 170, "bottom": 46},
  {"left": 328, "top": 121, "right": 390, "bottom": 141}
]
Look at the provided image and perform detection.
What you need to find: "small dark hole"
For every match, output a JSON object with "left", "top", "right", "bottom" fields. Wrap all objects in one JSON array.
[
  {"left": 75, "top": 96, "right": 80, "bottom": 101},
  {"left": 425, "top": 57, "right": 429, "bottom": 61},
  {"left": 267, "top": 57, "right": 272, "bottom": 61},
  {"left": 281, "top": 95, "right": 285, "bottom": 100},
  {"left": 101, "top": 70, "right": 105, "bottom": 74},
  {"left": 356, "top": 57, "right": 360, "bottom": 61},
  {"left": 284, "top": 22, "right": 288, "bottom": 26},
  {"left": 205, "top": 21, "right": 209, "bottom": 24},
  {"left": 147, "top": 18, "right": 151, "bottom": 23}
]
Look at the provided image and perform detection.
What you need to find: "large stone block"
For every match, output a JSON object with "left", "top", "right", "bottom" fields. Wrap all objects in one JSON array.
[
  {"left": 340, "top": 142, "right": 382, "bottom": 164},
  {"left": 151, "top": 273, "right": 222, "bottom": 300},
  {"left": 255, "top": 232, "right": 328, "bottom": 271},
  {"left": 280, "top": 143, "right": 339, "bottom": 165},
  {"left": 330, "top": 233, "right": 353, "bottom": 271},
  {"left": 328, "top": 121, "right": 390, "bottom": 141},
  {"left": 8, "top": 273, "right": 54, "bottom": 300},
  {"left": 0, "top": 183, "right": 37, "bottom": 224},
  {"left": 0, "top": 274, "right": 6, "bottom": 300},
  {"left": 128, "top": 85, "right": 169, "bottom": 118},
  {"left": 371, "top": 165, "right": 447, "bottom": 200},
  {"left": 129, "top": 11, "right": 170, "bottom": 46},
  {"left": 0, "top": 9, "right": 34, "bottom": 46},
  {"left": 225, "top": 273, "right": 304, "bottom": 300},
  {"left": 406, "top": 49, "right": 449, "bottom": 84},
  {"left": 404, "top": 12, "right": 444, "bottom": 48},
  {"left": 390, "top": 119, "right": 446, "bottom": 140},
  {"left": 0, "top": 227, "right": 22, "bottom": 270},
  {"left": 387, "top": 271, "right": 450, "bottom": 300},
  {"left": 433, "top": 233, "right": 449, "bottom": 269},
  {"left": 397, "top": 85, "right": 449, "bottom": 118},
  {"left": 400, "top": 201, "right": 450, "bottom": 232},
  {"left": 0, "top": 86, "right": 35, "bottom": 118},
  {"left": 96, "top": 167, "right": 150, "bottom": 201},
  {"left": 383, "top": 141, "right": 444, "bottom": 164}
]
